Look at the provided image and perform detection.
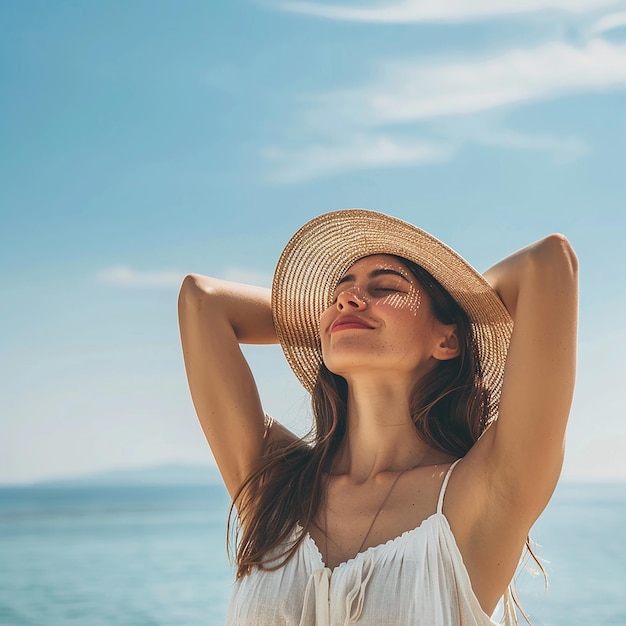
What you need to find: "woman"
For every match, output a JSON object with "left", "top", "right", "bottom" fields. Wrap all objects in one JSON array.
[{"left": 178, "top": 209, "right": 578, "bottom": 625}]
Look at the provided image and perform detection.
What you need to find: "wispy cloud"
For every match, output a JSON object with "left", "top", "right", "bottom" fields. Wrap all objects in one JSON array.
[
  {"left": 278, "top": 0, "right": 621, "bottom": 23},
  {"left": 97, "top": 266, "right": 273, "bottom": 288},
  {"left": 589, "top": 10, "right": 626, "bottom": 35},
  {"left": 97, "top": 266, "right": 185, "bottom": 287},
  {"left": 306, "top": 39, "right": 626, "bottom": 128},
  {"left": 468, "top": 127, "right": 589, "bottom": 162},
  {"left": 264, "top": 134, "right": 454, "bottom": 183},
  {"left": 264, "top": 37, "right": 626, "bottom": 182}
]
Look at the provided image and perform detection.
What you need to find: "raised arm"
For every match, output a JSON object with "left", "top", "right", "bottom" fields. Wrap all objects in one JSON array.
[
  {"left": 178, "top": 274, "right": 293, "bottom": 499},
  {"left": 446, "top": 235, "right": 578, "bottom": 612},
  {"left": 481, "top": 234, "right": 579, "bottom": 515}
]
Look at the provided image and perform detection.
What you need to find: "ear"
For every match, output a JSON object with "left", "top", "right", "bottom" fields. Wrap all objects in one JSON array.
[{"left": 432, "top": 325, "right": 460, "bottom": 361}]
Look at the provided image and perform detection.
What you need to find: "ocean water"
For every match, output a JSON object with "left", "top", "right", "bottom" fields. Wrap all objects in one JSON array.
[{"left": 1, "top": 481, "right": 625, "bottom": 626}]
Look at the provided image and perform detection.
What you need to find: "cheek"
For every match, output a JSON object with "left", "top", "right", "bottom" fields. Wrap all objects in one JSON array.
[
  {"left": 319, "top": 307, "right": 334, "bottom": 330},
  {"left": 318, "top": 308, "right": 335, "bottom": 349},
  {"left": 380, "top": 289, "right": 422, "bottom": 316}
]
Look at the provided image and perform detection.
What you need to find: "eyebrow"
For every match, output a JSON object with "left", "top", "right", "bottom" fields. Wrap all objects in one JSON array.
[{"left": 336, "top": 268, "right": 412, "bottom": 287}]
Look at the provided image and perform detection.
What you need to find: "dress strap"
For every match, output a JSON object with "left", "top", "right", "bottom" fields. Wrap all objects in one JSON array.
[
  {"left": 436, "top": 459, "right": 462, "bottom": 514},
  {"left": 263, "top": 413, "right": 274, "bottom": 439}
]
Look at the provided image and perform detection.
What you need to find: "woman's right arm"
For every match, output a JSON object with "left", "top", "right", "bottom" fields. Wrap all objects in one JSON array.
[{"left": 178, "top": 273, "right": 288, "bottom": 499}]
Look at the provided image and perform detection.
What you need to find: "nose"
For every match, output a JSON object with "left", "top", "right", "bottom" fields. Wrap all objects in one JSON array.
[{"left": 336, "top": 288, "right": 367, "bottom": 310}]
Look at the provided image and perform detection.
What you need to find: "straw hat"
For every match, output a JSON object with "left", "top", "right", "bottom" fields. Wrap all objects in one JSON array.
[{"left": 272, "top": 209, "right": 512, "bottom": 417}]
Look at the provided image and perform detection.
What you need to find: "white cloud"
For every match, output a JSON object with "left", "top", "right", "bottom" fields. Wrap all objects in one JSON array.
[
  {"left": 97, "top": 266, "right": 274, "bottom": 289},
  {"left": 263, "top": 133, "right": 455, "bottom": 183},
  {"left": 589, "top": 10, "right": 626, "bottom": 35},
  {"left": 278, "top": 0, "right": 621, "bottom": 23},
  {"left": 264, "top": 39, "right": 626, "bottom": 181},
  {"left": 307, "top": 39, "right": 626, "bottom": 128},
  {"left": 452, "top": 124, "right": 590, "bottom": 162},
  {"left": 97, "top": 266, "right": 185, "bottom": 287}
]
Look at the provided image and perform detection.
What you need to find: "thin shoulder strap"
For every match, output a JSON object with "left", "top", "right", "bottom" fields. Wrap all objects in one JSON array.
[{"left": 437, "top": 459, "right": 462, "bottom": 514}]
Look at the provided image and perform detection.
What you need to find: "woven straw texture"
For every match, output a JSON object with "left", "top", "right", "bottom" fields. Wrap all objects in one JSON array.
[{"left": 271, "top": 209, "right": 513, "bottom": 421}]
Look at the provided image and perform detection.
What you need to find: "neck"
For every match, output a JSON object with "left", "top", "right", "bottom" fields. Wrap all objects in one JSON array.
[{"left": 331, "top": 376, "right": 433, "bottom": 483}]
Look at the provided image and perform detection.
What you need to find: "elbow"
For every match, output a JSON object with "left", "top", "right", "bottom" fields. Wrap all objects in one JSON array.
[
  {"left": 531, "top": 234, "right": 579, "bottom": 284},
  {"left": 543, "top": 234, "right": 578, "bottom": 274},
  {"left": 178, "top": 274, "right": 219, "bottom": 313},
  {"left": 179, "top": 272, "right": 202, "bottom": 291},
  {"left": 178, "top": 274, "right": 201, "bottom": 309}
]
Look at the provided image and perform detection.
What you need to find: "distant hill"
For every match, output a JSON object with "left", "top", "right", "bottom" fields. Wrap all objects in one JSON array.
[{"left": 23, "top": 463, "right": 224, "bottom": 488}]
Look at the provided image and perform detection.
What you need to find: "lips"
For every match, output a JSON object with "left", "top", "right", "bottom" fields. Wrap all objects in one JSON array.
[{"left": 330, "top": 315, "right": 375, "bottom": 332}]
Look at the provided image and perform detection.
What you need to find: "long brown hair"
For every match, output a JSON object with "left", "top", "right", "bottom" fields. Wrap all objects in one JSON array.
[{"left": 228, "top": 256, "right": 543, "bottom": 621}]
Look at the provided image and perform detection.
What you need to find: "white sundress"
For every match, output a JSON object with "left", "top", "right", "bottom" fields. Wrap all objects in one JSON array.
[{"left": 227, "top": 460, "right": 516, "bottom": 625}]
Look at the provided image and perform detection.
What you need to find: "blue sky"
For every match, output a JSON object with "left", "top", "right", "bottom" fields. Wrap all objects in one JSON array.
[{"left": 1, "top": 0, "right": 625, "bottom": 484}]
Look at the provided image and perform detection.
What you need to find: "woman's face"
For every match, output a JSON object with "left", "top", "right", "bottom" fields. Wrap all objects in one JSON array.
[{"left": 319, "top": 255, "right": 453, "bottom": 384}]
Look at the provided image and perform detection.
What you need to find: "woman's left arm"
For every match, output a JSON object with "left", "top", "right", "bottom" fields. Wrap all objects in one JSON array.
[{"left": 482, "top": 234, "right": 578, "bottom": 517}]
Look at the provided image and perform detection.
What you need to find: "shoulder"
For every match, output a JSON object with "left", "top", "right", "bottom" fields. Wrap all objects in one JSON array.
[{"left": 440, "top": 453, "right": 530, "bottom": 614}]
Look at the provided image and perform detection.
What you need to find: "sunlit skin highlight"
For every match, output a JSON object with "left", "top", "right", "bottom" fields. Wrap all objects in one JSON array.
[{"left": 331, "top": 264, "right": 422, "bottom": 317}]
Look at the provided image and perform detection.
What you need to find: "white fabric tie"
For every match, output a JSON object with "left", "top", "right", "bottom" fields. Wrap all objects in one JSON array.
[
  {"left": 345, "top": 558, "right": 374, "bottom": 623},
  {"left": 299, "top": 567, "right": 332, "bottom": 626}
]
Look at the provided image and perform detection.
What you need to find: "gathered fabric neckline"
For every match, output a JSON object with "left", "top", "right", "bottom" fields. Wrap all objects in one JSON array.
[{"left": 298, "top": 510, "right": 445, "bottom": 573}]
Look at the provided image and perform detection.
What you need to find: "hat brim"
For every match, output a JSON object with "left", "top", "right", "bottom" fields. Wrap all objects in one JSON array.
[{"left": 272, "top": 209, "right": 512, "bottom": 419}]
